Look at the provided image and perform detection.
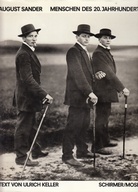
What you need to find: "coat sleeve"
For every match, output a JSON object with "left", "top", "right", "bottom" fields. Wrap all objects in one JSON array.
[
  {"left": 92, "top": 51, "right": 125, "bottom": 92},
  {"left": 67, "top": 47, "right": 93, "bottom": 96},
  {"left": 17, "top": 53, "right": 47, "bottom": 100}
]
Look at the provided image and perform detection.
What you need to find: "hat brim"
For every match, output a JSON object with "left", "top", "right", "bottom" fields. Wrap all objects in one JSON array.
[
  {"left": 95, "top": 33, "right": 116, "bottom": 39},
  {"left": 18, "top": 28, "right": 41, "bottom": 37},
  {"left": 73, "top": 31, "right": 94, "bottom": 36}
]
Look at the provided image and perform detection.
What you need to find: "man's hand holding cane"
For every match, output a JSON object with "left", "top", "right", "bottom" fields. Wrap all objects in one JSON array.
[
  {"left": 86, "top": 92, "right": 98, "bottom": 168},
  {"left": 86, "top": 92, "right": 98, "bottom": 106},
  {"left": 43, "top": 94, "right": 53, "bottom": 104}
]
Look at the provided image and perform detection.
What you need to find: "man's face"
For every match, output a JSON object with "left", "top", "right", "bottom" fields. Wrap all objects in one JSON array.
[
  {"left": 23, "top": 31, "right": 38, "bottom": 47},
  {"left": 76, "top": 33, "right": 90, "bottom": 47},
  {"left": 99, "top": 35, "right": 111, "bottom": 47}
]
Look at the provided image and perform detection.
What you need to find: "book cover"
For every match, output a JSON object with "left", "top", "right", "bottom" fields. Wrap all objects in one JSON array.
[{"left": 0, "top": 0, "right": 138, "bottom": 192}]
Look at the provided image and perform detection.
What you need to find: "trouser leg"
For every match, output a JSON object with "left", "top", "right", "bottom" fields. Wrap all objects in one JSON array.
[
  {"left": 102, "top": 103, "right": 111, "bottom": 146},
  {"left": 14, "top": 111, "right": 41, "bottom": 161},
  {"left": 92, "top": 102, "right": 111, "bottom": 150},
  {"left": 76, "top": 108, "right": 90, "bottom": 155},
  {"left": 62, "top": 107, "right": 90, "bottom": 160}
]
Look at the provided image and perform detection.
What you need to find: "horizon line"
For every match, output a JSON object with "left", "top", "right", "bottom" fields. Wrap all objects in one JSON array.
[{"left": 0, "top": 39, "right": 138, "bottom": 47}]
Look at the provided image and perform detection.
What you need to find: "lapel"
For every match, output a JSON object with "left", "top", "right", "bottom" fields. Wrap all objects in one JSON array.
[
  {"left": 75, "top": 43, "right": 93, "bottom": 75},
  {"left": 22, "top": 44, "right": 41, "bottom": 72},
  {"left": 98, "top": 45, "right": 116, "bottom": 72}
]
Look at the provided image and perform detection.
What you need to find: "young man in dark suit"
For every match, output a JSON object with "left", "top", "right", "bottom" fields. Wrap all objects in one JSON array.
[
  {"left": 91, "top": 28, "right": 130, "bottom": 155},
  {"left": 13, "top": 24, "right": 53, "bottom": 166},
  {"left": 62, "top": 24, "right": 99, "bottom": 166}
]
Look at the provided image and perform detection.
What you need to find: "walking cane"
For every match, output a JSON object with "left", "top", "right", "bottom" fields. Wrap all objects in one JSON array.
[
  {"left": 88, "top": 98, "right": 96, "bottom": 168},
  {"left": 93, "top": 104, "right": 96, "bottom": 168},
  {"left": 20, "top": 103, "right": 49, "bottom": 177},
  {"left": 123, "top": 96, "right": 128, "bottom": 159}
]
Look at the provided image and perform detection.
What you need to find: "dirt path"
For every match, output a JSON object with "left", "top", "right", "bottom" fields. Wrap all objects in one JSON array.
[{"left": 0, "top": 137, "right": 138, "bottom": 181}]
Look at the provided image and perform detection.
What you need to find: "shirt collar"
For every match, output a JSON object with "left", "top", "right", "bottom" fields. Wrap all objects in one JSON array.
[
  {"left": 23, "top": 42, "right": 35, "bottom": 52},
  {"left": 76, "top": 41, "right": 87, "bottom": 51},
  {"left": 99, "top": 42, "right": 110, "bottom": 50}
]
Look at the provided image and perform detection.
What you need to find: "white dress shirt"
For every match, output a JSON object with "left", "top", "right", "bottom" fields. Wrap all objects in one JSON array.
[{"left": 23, "top": 42, "right": 35, "bottom": 52}]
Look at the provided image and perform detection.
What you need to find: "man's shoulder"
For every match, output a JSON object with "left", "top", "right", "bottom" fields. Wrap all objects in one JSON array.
[
  {"left": 16, "top": 44, "right": 31, "bottom": 57},
  {"left": 93, "top": 46, "right": 105, "bottom": 55},
  {"left": 16, "top": 47, "right": 26, "bottom": 54},
  {"left": 68, "top": 43, "right": 77, "bottom": 49},
  {"left": 67, "top": 43, "right": 82, "bottom": 53},
  {"left": 94, "top": 45, "right": 104, "bottom": 52},
  {"left": 16, "top": 48, "right": 30, "bottom": 61}
]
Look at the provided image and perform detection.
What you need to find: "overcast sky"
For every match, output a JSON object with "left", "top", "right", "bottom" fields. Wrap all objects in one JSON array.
[{"left": 0, "top": 0, "right": 138, "bottom": 45}]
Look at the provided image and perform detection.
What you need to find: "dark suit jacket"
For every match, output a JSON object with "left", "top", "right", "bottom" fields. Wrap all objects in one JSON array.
[
  {"left": 64, "top": 43, "right": 94, "bottom": 108},
  {"left": 92, "top": 45, "right": 124, "bottom": 102},
  {"left": 13, "top": 43, "right": 47, "bottom": 112}
]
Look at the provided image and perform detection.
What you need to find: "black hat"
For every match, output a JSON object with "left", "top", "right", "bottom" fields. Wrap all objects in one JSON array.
[
  {"left": 73, "top": 24, "right": 94, "bottom": 36},
  {"left": 18, "top": 24, "right": 41, "bottom": 37},
  {"left": 95, "top": 28, "right": 116, "bottom": 39}
]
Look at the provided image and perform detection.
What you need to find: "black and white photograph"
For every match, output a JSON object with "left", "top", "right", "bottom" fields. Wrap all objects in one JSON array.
[{"left": 0, "top": 0, "right": 138, "bottom": 191}]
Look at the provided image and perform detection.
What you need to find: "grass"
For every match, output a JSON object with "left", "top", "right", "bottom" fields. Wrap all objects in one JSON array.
[{"left": 0, "top": 46, "right": 138, "bottom": 152}]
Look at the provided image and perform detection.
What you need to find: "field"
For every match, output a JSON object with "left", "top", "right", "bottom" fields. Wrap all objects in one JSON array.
[
  {"left": 0, "top": 44, "right": 138, "bottom": 181},
  {"left": 0, "top": 45, "right": 138, "bottom": 152}
]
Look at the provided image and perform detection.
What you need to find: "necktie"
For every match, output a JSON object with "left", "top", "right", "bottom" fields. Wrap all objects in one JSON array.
[{"left": 85, "top": 49, "right": 91, "bottom": 60}]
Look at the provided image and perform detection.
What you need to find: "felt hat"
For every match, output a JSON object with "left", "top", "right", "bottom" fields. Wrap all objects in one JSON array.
[
  {"left": 95, "top": 28, "right": 116, "bottom": 39},
  {"left": 73, "top": 24, "right": 94, "bottom": 36},
  {"left": 18, "top": 24, "right": 41, "bottom": 37}
]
